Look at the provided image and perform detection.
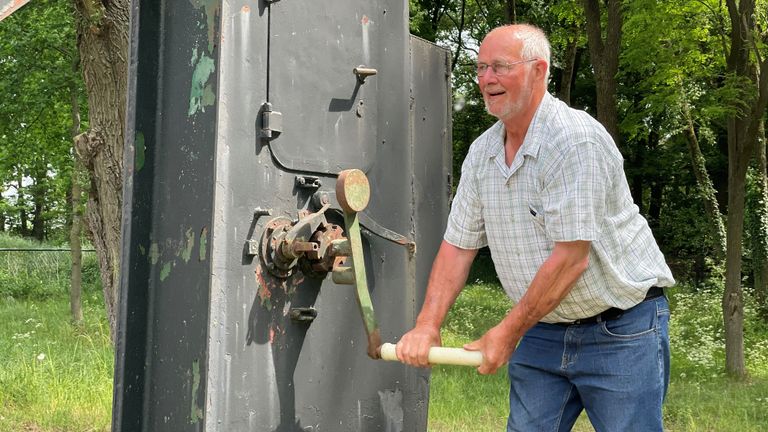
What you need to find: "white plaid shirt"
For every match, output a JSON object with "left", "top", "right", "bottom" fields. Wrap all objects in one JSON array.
[{"left": 445, "top": 93, "right": 675, "bottom": 323}]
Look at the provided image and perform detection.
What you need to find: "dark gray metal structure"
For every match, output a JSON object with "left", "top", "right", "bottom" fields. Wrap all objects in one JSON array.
[{"left": 114, "top": 1, "right": 451, "bottom": 431}]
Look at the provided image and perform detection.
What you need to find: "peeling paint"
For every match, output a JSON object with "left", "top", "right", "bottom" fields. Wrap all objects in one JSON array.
[
  {"left": 189, "top": 359, "right": 203, "bottom": 424},
  {"left": 255, "top": 266, "right": 273, "bottom": 310},
  {"left": 182, "top": 228, "right": 195, "bottom": 263},
  {"left": 149, "top": 243, "right": 160, "bottom": 265},
  {"left": 160, "top": 262, "right": 172, "bottom": 281},
  {"left": 134, "top": 131, "right": 145, "bottom": 171},
  {"left": 202, "top": 84, "right": 216, "bottom": 108},
  {"left": 189, "top": 0, "right": 219, "bottom": 52},
  {"left": 199, "top": 227, "right": 208, "bottom": 261},
  {"left": 188, "top": 48, "right": 216, "bottom": 116},
  {"left": 139, "top": 244, "right": 146, "bottom": 256},
  {"left": 378, "top": 389, "right": 404, "bottom": 432}
]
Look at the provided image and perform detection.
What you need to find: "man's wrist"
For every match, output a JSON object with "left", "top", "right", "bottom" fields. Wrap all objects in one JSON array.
[{"left": 414, "top": 316, "right": 442, "bottom": 332}]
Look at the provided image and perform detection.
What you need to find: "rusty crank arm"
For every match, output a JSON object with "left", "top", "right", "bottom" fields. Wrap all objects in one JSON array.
[{"left": 334, "top": 170, "right": 483, "bottom": 367}]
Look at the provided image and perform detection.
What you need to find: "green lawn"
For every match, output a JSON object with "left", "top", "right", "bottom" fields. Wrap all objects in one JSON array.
[
  {"left": 1, "top": 241, "right": 767, "bottom": 431},
  {"left": 0, "top": 297, "right": 113, "bottom": 432}
]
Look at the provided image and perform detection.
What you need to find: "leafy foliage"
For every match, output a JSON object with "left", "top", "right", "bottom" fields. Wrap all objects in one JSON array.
[{"left": 0, "top": 0, "right": 87, "bottom": 239}]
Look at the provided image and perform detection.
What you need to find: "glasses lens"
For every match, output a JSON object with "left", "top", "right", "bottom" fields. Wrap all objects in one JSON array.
[
  {"left": 494, "top": 63, "right": 510, "bottom": 76},
  {"left": 476, "top": 64, "right": 488, "bottom": 76}
]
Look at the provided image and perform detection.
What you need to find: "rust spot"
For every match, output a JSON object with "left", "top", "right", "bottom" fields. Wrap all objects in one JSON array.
[
  {"left": 255, "top": 266, "right": 274, "bottom": 309},
  {"left": 242, "top": 5, "right": 250, "bottom": 12},
  {"left": 361, "top": 15, "right": 369, "bottom": 25}
]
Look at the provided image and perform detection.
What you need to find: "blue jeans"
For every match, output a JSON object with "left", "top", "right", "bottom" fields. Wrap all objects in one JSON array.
[{"left": 507, "top": 296, "right": 670, "bottom": 432}]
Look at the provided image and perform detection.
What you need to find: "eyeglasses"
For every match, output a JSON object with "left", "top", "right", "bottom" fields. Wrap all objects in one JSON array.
[{"left": 476, "top": 59, "right": 537, "bottom": 77}]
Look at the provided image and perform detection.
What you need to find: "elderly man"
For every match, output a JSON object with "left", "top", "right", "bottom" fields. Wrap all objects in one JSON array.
[{"left": 396, "top": 24, "right": 674, "bottom": 431}]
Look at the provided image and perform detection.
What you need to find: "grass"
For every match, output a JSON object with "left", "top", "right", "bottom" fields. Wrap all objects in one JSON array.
[
  {"left": 1, "top": 236, "right": 767, "bottom": 431},
  {"left": 0, "top": 233, "right": 112, "bottom": 432},
  {"left": 0, "top": 297, "right": 113, "bottom": 432}
]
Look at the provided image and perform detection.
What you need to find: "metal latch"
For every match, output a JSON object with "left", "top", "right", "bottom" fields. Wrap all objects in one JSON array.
[
  {"left": 260, "top": 102, "right": 282, "bottom": 139},
  {"left": 295, "top": 175, "right": 321, "bottom": 189}
]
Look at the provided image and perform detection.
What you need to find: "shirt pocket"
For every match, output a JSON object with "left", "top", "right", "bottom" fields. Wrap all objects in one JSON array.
[{"left": 528, "top": 204, "right": 546, "bottom": 232}]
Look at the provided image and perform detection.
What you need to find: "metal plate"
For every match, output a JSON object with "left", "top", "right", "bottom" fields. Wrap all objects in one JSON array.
[{"left": 267, "top": 2, "right": 393, "bottom": 174}]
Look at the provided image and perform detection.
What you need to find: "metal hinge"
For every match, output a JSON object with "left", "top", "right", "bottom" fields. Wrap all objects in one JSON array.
[{"left": 260, "top": 102, "right": 283, "bottom": 140}]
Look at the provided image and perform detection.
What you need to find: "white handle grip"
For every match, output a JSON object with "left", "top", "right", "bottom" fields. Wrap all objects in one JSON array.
[{"left": 379, "top": 343, "right": 483, "bottom": 367}]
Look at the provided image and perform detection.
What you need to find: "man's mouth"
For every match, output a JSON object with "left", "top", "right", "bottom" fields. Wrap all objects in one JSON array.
[{"left": 486, "top": 89, "right": 506, "bottom": 98}]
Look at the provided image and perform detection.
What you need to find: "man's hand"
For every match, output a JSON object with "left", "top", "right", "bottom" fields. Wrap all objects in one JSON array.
[
  {"left": 395, "top": 324, "right": 442, "bottom": 368},
  {"left": 463, "top": 324, "right": 519, "bottom": 375}
]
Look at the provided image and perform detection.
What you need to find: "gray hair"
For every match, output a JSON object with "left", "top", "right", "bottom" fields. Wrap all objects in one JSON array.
[{"left": 502, "top": 24, "right": 551, "bottom": 84}]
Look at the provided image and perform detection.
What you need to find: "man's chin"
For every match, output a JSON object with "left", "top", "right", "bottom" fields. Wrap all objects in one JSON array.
[{"left": 485, "top": 103, "right": 507, "bottom": 120}]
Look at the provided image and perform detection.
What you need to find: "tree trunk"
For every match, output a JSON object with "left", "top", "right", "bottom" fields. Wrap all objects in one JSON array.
[
  {"left": 751, "top": 122, "right": 768, "bottom": 320},
  {"left": 30, "top": 169, "right": 47, "bottom": 241},
  {"left": 505, "top": 0, "right": 516, "bottom": 24},
  {"left": 581, "top": 0, "right": 622, "bottom": 144},
  {"left": 73, "top": 0, "right": 130, "bottom": 341},
  {"left": 682, "top": 102, "right": 727, "bottom": 261},
  {"left": 648, "top": 181, "right": 662, "bottom": 231},
  {"left": 722, "top": 0, "right": 768, "bottom": 378},
  {"left": 70, "top": 57, "right": 84, "bottom": 326},
  {"left": 558, "top": 34, "right": 579, "bottom": 106},
  {"left": 17, "top": 173, "right": 29, "bottom": 237},
  {"left": 449, "top": 0, "right": 466, "bottom": 73},
  {"left": 724, "top": 145, "right": 747, "bottom": 378}
]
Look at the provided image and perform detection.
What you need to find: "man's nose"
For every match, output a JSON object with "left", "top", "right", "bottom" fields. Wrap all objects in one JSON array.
[{"left": 479, "top": 70, "right": 499, "bottom": 87}]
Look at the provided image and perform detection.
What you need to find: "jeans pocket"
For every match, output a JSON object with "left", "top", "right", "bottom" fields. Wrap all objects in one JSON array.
[{"left": 600, "top": 303, "right": 658, "bottom": 339}]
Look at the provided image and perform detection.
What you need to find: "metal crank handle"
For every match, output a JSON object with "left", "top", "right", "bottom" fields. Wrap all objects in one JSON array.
[{"left": 379, "top": 343, "right": 483, "bottom": 367}]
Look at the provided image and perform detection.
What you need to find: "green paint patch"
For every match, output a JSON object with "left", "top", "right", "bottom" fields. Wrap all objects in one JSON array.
[
  {"left": 189, "top": 359, "right": 203, "bottom": 424},
  {"left": 188, "top": 51, "right": 216, "bottom": 117},
  {"left": 182, "top": 228, "right": 195, "bottom": 263},
  {"left": 139, "top": 244, "right": 146, "bottom": 256},
  {"left": 199, "top": 227, "right": 208, "bottom": 261},
  {"left": 134, "top": 131, "right": 145, "bottom": 171},
  {"left": 149, "top": 243, "right": 160, "bottom": 265},
  {"left": 160, "top": 262, "right": 172, "bottom": 281}
]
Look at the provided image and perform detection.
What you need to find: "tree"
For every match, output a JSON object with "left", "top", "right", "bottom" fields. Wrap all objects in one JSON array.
[
  {"left": 71, "top": 0, "right": 130, "bottom": 340},
  {"left": 0, "top": 0, "right": 83, "bottom": 239},
  {"left": 721, "top": 0, "right": 768, "bottom": 378},
  {"left": 620, "top": 0, "right": 728, "bottom": 260},
  {"left": 581, "top": 0, "right": 622, "bottom": 143}
]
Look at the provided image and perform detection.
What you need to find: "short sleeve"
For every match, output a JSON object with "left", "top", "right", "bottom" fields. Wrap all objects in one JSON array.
[
  {"left": 444, "top": 157, "right": 488, "bottom": 249},
  {"left": 541, "top": 141, "right": 611, "bottom": 241}
]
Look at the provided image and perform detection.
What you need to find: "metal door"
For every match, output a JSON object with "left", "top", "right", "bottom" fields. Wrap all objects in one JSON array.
[{"left": 114, "top": 1, "right": 451, "bottom": 431}]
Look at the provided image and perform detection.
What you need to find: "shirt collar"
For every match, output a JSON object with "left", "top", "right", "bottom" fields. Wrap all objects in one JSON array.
[{"left": 484, "top": 92, "right": 555, "bottom": 162}]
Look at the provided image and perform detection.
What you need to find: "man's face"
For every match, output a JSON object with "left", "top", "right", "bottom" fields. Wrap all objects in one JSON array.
[{"left": 477, "top": 33, "right": 535, "bottom": 121}]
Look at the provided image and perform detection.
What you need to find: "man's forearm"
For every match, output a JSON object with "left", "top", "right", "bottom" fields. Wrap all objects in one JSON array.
[
  {"left": 502, "top": 240, "right": 591, "bottom": 339},
  {"left": 414, "top": 240, "right": 478, "bottom": 330}
]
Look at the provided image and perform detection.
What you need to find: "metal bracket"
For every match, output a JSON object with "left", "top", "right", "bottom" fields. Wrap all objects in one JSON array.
[
  {"left": 260, "top": 102, "right": 283, "bottom": 140},
  {"left": 246, "top": 208, "right": 273, "bottom": 257},
  {"left": 295, "top": 175, "right": 321, "bottom": 189},
  {"left": 289, "top": 307, "right": 317, "bottom": 322}
]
